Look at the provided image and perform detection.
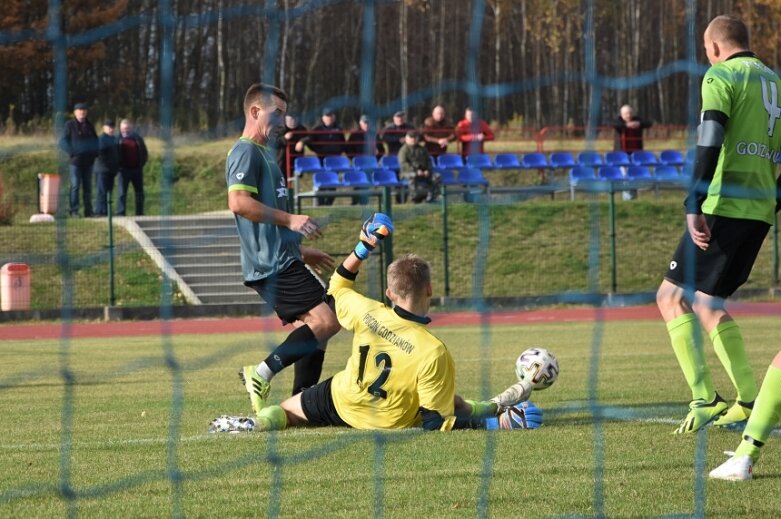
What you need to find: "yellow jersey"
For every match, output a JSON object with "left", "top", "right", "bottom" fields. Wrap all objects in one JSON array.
[{"left": 328, "top": 268, "right": 456, "bottom": 430}]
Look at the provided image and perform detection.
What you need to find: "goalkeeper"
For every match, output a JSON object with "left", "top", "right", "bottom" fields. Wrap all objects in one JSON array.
[{"left": 212, "top": 213, "right": 539, "bottom": 433}]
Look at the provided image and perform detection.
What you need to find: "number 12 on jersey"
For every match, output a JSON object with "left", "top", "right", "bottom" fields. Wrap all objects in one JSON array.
[{"left": 357, "top": 345, "right": 392, "bottom": 399}]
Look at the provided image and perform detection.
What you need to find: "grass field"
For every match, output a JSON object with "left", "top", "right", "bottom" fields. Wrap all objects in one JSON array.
[{"left": 2, "top": 317, "right": 780, "bottom": 518}]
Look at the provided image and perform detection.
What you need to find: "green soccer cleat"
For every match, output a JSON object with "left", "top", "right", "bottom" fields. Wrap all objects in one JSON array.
[
  {"left": 672, "top": 394, "right": 728, "bottom": 434},
  {"left": 713, "top": 400, "right": 753, "bottom": 429},
  {"left": 239, "top": 365, "right": 270, "bottom": 416}
]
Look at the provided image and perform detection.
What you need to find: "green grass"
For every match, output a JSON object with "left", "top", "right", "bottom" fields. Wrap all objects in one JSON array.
[{"left": 1, "top": 318, "right": 780, "bottom": 517}]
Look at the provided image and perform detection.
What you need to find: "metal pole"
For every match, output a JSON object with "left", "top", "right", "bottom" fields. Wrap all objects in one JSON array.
[
  {"left": 107, "top": 190, "right": 116, "bottom": 306},
  {"left": 608, "top": 183, "right": 617, "bottom": 293},
  {"left": 381, "top": 186, "right": 393, "bottom": 298},
  {"left": 441, "top": 184, "right": 450, "bottom": 297}
]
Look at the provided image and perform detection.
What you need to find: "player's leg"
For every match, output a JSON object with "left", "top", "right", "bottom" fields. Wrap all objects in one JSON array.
[{"left": 710, "top": 350, "right": 781, "bottom": 481}]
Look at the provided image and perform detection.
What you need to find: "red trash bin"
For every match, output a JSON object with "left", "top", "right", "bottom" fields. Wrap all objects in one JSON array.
[
  {"left": 1, "top": 263, "right": 31, "bottom": 311},
  {"left": 38, "top": 173, "right": 60, "bottom": 215}
]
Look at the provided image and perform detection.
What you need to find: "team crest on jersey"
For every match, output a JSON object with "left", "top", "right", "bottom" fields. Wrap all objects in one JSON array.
[
  {"left": 277, "top": 176, "right": 288, "bottom": 198},
  {"left": 235, "top": 172, "right": 245, "bottom": 181}
]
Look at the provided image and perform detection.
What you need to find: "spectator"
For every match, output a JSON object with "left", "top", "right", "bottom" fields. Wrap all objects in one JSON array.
[
  {"left": 381, "top": 111, "right": 414, "bottom": 155},
  {"left": 454, "top": 108, "right": 494, "bottom": 158},
  {"left": 422, "top": 105, "right": 456, "bottom": 158},
  {"left": 303, "top": 108, "right": 345, "bottom": 158},
  {"left": 93, "top": 119, "right": 120, "bottom": 216},
  {"left": 276, "top": 113, "right": 307, "bottom": 178},
  {"left": 613, "top": 104, "right": 653, "bottom": 200},
  {"left": 398, "top": 131, "right": 440, "bottom": 204},
  {"left": 117, "top": 119, "right": 148, "bottom": 216},
  {"left": 59, "top": 102, "right": 98, "bottom": 217},
  {"left": 346, "top": 114, "right": 384, "bottom": 159}
]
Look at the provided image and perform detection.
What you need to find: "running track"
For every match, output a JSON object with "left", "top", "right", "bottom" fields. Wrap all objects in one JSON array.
[{"left": 2, "top": 302, "right": 779, "bottom": 341}]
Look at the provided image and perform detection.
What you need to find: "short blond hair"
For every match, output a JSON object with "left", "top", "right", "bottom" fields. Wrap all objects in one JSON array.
[
  {"left": 387, "top": 254, "right": 431, "bottom": 300},
  {"left": 707, "top": 15, "right": 749, "bottom": 48}
]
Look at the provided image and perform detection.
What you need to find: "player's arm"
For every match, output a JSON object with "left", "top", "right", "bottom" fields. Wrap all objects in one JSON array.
[
  {"left": 684, "top": 109, "right": 727, "bottom": 214},
  {"left": 227, "top": 190, "right": 320, "bottom": 238},
  {"left": 482, "top": 122, "right": 495, "bottom": 141}
]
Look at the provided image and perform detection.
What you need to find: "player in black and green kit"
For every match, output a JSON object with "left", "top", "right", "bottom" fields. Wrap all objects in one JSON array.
[
  {"left": 656, "top": 15, "right": 781, "bottom": 434},
  {"left": 226, "top": 83, "right": 341, "bottom": 415}
]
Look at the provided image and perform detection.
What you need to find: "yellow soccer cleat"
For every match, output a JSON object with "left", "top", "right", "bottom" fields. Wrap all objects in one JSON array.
[
  {"left": 672, "top": 394, "right": 728, "bottom": 434},
  {"left": 239, "top": 365, "right": 270, "bottom": 416},
  {"left": 713, "top": 400, "right": 753, "bottom": 429}
]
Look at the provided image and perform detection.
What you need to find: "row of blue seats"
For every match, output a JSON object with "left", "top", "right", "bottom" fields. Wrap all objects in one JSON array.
[
  {"left": 312, "top": 168, "right": 490, "bottom": 191},
  {"left": 294, "top": 149, "right": 691, "bottom": 176},
  {"left": 570, "top": 165, "right": 687, "bottom": 183}
]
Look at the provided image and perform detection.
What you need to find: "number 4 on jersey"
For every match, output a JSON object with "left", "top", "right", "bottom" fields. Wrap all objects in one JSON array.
[{"left": 761, "top": 76, "right": 781, "bottom": 137}]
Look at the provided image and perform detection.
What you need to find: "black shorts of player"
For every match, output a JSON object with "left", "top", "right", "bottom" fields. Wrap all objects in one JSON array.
[
  {"left": 246, "top": 260, "right": 334, "bottom": 324},
  {"left": 300, "top": 377, "right": 350, "bottom": 427},
  {"left": 665, "top": 214, "right": 770, "bottom": 299}
]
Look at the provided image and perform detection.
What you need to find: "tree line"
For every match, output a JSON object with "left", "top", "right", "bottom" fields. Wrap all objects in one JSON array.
[{"left": 1, "top": 0, "right": 779, "bottom": 135}]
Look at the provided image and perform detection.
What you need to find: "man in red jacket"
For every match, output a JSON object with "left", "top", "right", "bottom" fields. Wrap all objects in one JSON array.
[{"left": 455, "top": 107, "right": 494, "bottom": 158}]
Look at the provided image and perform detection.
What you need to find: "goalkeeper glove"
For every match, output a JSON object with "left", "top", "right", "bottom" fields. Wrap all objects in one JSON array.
[
  {"left": 353, "top": 213, "right": 394, "bottom": 260},
  {"left": 485, "top": 401, "right": 543, "bottom": 430}
]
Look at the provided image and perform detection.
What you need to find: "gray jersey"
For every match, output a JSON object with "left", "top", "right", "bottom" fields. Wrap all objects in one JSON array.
[{"left": 225, "top": 138, "right": 301, "bottom": 282}]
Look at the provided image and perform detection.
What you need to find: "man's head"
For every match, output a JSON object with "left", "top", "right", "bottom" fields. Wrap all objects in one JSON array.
[
  {"left": 359, "top": 114, "right": 370, "bottom": 131},
  {"left": 404, "top": 130, "right": 420, "bottom": 146},
  {"left": 393, "top": 111, "right": 406, "bottom": 126},
  {"left": 119, "top": 119, "right": 133, "bottom": 138},
  {"left": 432, "top": 105, "right": 445, "bottom": 122},
  {"left": 704, "top": 15, "right": 750, "bottom": 65},
  {"left": 73, "top": 102, "right": 88, "bottom": 122},
  {"left": 465, "top": 107, "right": 475, "bottom": 123},
  {"left": 620, "top": 105, "right": 634, "bottom": 122},
  {"left": 285, "top": 114, "right": 298, "bottom": 129},
  {"left": 103, "top": 119, "right": 115, "bottom": 136},
  {"left": 386, "top": 254, "right": 432, "bottom": 306},
  {"left": 321, "top": 107, "right": 336, "bottom": 126},
  {"left": 243, "top": 83, "right": 288, "bottom": 142}
]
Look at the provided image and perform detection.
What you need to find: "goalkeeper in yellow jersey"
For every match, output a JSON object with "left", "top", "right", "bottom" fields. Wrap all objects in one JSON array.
[{"left": 210, "top": 213, "right": 537, "bottom": 433}]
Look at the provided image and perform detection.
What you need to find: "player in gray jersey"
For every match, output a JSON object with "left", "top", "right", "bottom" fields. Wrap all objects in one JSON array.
[{"left": 225, "top": 83, "right": 341, "bottom": 416}]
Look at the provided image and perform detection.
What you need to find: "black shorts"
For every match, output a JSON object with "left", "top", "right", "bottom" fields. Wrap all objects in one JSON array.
[
  {"left": 665, "top": 214, "right": 770, "bottom": 298},
  {"left": 300, "top": 377, "right": 350, "bottom": 427},
  {"left": 246, "top": 260, "right": 334, "bottom": 324}
]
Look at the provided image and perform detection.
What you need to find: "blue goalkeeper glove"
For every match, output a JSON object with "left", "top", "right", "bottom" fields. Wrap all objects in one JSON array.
[
  {"left": 353, "top": 213, "right": 394, "bottom": 260},
  {"left": 484, "top": 401, "right": 543, "bottom": 430}
]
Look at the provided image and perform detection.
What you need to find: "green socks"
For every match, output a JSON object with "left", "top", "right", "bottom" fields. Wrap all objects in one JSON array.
[
  {"left": 667, "top": 314, "right": 715, "bottom": 402},
  {"left": 735, "top": 364, "right": 781, "bottom": 461},
  {"left": 710, "top": 321, "right": 757, "bottom": 402},
  {"left": 256, "top": 405, "right": 288, "bottom": 431},
  {"left": 464, "top": 399, "right": 499, "bottom": 419}
]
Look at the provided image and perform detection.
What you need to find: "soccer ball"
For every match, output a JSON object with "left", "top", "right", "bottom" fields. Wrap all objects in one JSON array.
[{"left": 515, "top": 347, "right": 559, "bottom": 390}]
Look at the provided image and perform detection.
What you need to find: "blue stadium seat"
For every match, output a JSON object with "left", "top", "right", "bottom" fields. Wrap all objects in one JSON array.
[
  {"left": 371, "top": 168, "right": 404, "bottom": 187},
  {"left": 379, "top": 155, "right": 400, "bottom": 172},
  {"left": 293, "top": 156, "right": 323, "bottom": 175},
  {"left": 521, "top": 152, "right": 550, "bottom": 169},
  {"left": 493, "top": 153, "right": 521, "bottom": 169},
  {"left": 323, "top": 155, "right": 355, "bottom": 172},
  {"left": 569, "top": 166, "right": 595, "bottom": 184},
  {"left": 626, "top": 166, "right": 652, "bottom": 180},
  {"left": 597, "top": 166, "right": 623, "bottom": 180},
  {"left": 631, "top": 150, "right": 659, "bottom": 167},
  {"left": 352, "top": 155, "right": 380, "bottom": 170},
  {"left": 577, "top": 151, "right": 604, "bottom": 167},
  {"left": 653, "top": 165, "right": 680, "bottom": 181},
  {"left": 437, "top": 153, "right": 466, "bottom": 170},
  {"left": 550, "top": 152, "right": 577, "bottom": 169},
  {"left": 605, "top": 151, "right": 631, "bottom": 167},
  {"left": 659, "top": 150, "right": 684, "bottom": 167},
  {"left": 457, "top": 168, "right": 489, "bottom": 186},
  {"left": 343, "top": 170, "right": 372, "bottom": 188},
  {"left": 466, "top": 153, "right": 494, "bottom": 169},
  {"left": 312, "top": 170, "right": 342, "bottom": 190},
  {"left": 434, "top": 167, "right": 459, "bottom": 186}
]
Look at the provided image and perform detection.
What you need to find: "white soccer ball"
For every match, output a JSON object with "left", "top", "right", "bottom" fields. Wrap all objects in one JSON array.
[{"left": 515, "top": 347, "right": 559, "bottom": 390}]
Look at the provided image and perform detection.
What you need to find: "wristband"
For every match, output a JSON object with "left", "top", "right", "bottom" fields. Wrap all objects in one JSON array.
[{"left": 353, "top": 241, "right": 372, "bottom": 260}]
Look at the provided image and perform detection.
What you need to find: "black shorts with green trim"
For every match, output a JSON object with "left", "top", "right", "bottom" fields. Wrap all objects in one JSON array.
[
  {"left": 246, "top": 260, "right": 334, "bottom": 324},
  {"left": 665, "top": 214, "right": 770, "bottom": 299}
]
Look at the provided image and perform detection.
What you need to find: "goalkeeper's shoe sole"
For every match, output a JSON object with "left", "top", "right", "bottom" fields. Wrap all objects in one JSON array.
[
  {"left": 709, "top": 452, "right": 753, "bottom": 481},
  {"left": 208, "top": 415, "right": 256, "bottom": 433},
  {"left": 713, "top": 400, "right": 753, "bottom": 430},
  {"left": 490, "top": 380, "right": 533, "bottom": 409},
  {"left": 672, "top": 394, "right": 728, "bottom": 434},
  {"left": 239, "top": 365, "right": 270, "bottom": 416}
]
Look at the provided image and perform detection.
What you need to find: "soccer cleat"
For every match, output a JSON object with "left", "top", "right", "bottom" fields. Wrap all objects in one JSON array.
[
  {"left": 672, "top": 394, "right": 728, "bottom": 434},
  {"left": 709, "top": 452, "right": 753, "bottom": 481},
  {"left": 713, "top": 400, "right": 753, "bottom": 429},
  {"left": 208, "top": 415, "right": 256, "bottom": 433},
  {"left": 239, "top": 365, "right": 270, "bottom": 416},
  {"left": 490, "top": 380, "right": 533, "bottom": 410}
]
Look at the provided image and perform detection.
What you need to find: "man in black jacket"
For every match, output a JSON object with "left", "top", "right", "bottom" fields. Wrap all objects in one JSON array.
[
  {"left": 94, "top": 120, "right": 120, "bottom": 216},
  {"left": 117, "top": 119, "right": 149, "bottom": 216},
  {"left": 59, "top": 102, "right": 98, "bottom": 217}
]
